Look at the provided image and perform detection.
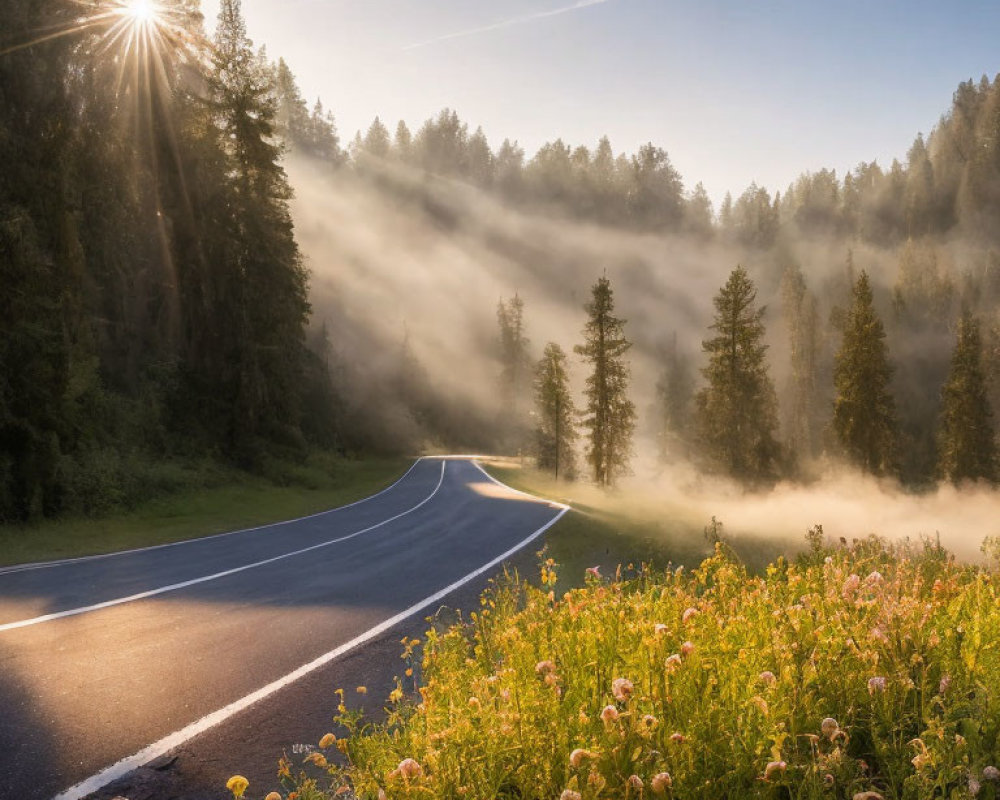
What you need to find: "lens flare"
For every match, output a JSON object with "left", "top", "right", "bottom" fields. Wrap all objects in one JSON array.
[{"left": 120, "top": 0, "right": 160, "bottom": 25}]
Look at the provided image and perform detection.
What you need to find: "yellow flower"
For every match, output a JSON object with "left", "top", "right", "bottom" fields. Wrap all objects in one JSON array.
[
  {"left": 265, "top": 793, "right": 282, "bottom": 800},
  {"left": 319, "top": 733, "right": 337, "bottom": 749},
  {"left": 356, "top": 686, "right": 368, "bottom": 695},
  {"left": 226, "top": 775, "right": 249, "bottom": 799},
  {"left": 304, "top": 752, "right": 328, "bottom": 768},
  {"left": 389, "top": 686, "right": 404, "bottom": 703}
]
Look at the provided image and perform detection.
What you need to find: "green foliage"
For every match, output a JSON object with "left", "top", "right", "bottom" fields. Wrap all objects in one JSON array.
[
  {"left": 938, "top": 312, "right": 998, "bottom": 483},
  {"left": 655, "top": 333, "right": 694, "bottom": 462},
  {"left": 533, "top": 343, "right": 578, "bottom": 480},
  {"left": 696, "top": 266, "right": 780, "bottom": 483},
  {"left": 575, "top": 276, "right": 636, "bottom": 487},
  {"left": 280, "top": 539, "right": 1000, "bottom": 800},
  {"left": 833, "top": 272, "right": 897, "bottom": 476}
]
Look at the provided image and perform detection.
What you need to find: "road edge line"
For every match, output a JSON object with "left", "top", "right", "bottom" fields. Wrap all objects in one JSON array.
[
  {"left": 52, "top": 504, "right": 570, "bottom": 800},
  {"left": 0, "top": 458, "right": 426, "bottom": 577}
]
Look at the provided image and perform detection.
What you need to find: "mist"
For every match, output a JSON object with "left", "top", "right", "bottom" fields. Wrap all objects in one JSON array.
[{"left": 285, "top": 153, "right": 1000, "bottom": 562}]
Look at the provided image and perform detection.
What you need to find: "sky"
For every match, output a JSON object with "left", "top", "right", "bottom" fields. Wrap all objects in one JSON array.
[{"left": 199, "top": 0, "right": 1000, "bottom": 207}]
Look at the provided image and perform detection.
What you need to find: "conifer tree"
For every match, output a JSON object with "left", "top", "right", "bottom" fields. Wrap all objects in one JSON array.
[
  {"left": 655, "top": 333, "right": 694, "bottom": 461},
  {"left": 832, "top": 271, "right": 896, "bottom": 475},
  {"left": 780, "top": 263, "right": 821, "bottom": 461},
  {"left": 533, "top": 343, "right": 578, "bottom": 480},
  {"left": 497, "top": 293, "right": 531, "bottom": 417},
  {"left": 696, "top": 266, "right": 779, "bottom": 481},
  {"left": 938, "top": 311, "right": 997, "bottom": 483},
  {"left": 575, "top": 275, "right": 636, "bottom": 486}
]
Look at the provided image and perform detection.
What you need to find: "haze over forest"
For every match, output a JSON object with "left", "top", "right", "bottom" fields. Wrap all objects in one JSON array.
[{"left": 3, "top": 0, "right": 1000, "bottom": 555}]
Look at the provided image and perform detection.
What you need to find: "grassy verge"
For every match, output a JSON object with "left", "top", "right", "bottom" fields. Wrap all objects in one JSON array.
[
  {"left": 274, "top": 537, "right": 1000, "bottom": 800},
  {"left": 481, "top": 463, "right": 789, "bottom": 587},
  {"left": 0, "top": 454, "right": 411, "bottom": 567}
]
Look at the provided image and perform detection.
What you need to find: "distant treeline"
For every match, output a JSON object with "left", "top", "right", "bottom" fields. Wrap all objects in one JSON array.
[{"left": 3, "top": 0, "right": 1000, "bottom": 523}]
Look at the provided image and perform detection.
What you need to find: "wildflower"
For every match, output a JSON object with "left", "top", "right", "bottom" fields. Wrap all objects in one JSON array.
[
  {"left": 867, "top": 676, "right": 887, "bottom": 695},
  {"left": 319, "top": 733, "right": 336, "bottom": 749},
  {"left": 226, "top": 776, "right": 250, "bottom": 799},
  {"left": 821, "top": 717, "right": 839, "bottom": 739},
  {"left": 468, "top": 696, "right": 480, "bottom": 709},
  {"left": 356, "top": 686, "right": 367, "bottom": 695},
  {"left": 910, "top": 738, "right": 930, "bottom": 770},
  {"left": 984, "top": 766, "right": 1000, "bottom": 781},
  {"left": 864, "top": 570, "right": 884, "bottom": 587},
  {"left": 545, "top": 672, "right": 560, "bottom": 687},
  {"left": 560, "top": 791, "right": 582, "bottom": 800},
  {"left": 870, "top": 627, "right": 889, "bottom": 645},
  {"left": 824, "top": 774, "right": 835, "bottom": 787},
  {"left": 665, "top": 654, "right": 682, "bottom": 670},
  {"left": 682, "top": 607, "right": 699, "bottom": 624},
  {"left": 600, "top": 704, "right": 619, "bottom": 723},
  {"left": 586, "top": 566, "right": 601, "bottom": 579},
  {"left": 651, "top": 772, "right": 673, "bottom": 793},
  {"left": 535, "top": 660, "right": 556, "bottom": 676},
  {"left": 759, "top": 671, "right": 777, "bottom": 686},
  {"left": 852, "top": 793, "right": 884, "bottom": 800},
  {"left": 265, "top": 793, "right": 282, "bottom": 800},
  {"left": 393, "top": 758, "right": 423, "bottom": 780},
  {"left": 304, "top": 752, "right": 328, "bottom": 768},
  {"left": 670, "top": 732, "right": 685, "bottom": 743},
  {"left": 939, "top": 675, "right": 951, "bottom": 695},
  {"left": 628, "top": 774, "right": 644, "bottom": 790},
  {"left": 654, "top": 623, "right": 668, "bottom": 636},
  {"left": 612, "top": 677, "right": 634, "bottom": 701},
  {"left": 569, "top": 748, "right": 597, "bottom": 768},
  {"left": 842, "top": 574, "right": 861, "bottom": 597},
  {"left": 751, "top": 696, "right": 769, "bottom": 716},
  {"left": 681, "top": 640, "right": 695, "bottom": 657},
  {"left": 642, "top": 714, "right": 658, "bottom": 729},
  {"left": 764, "top": 761, "right": 786, "bottom": 781},
  {"left": 378, "top": 790, "right": 387, "bottom": 800},
  {"left": 970, "top": 778, "right": 982, "bottom": 796}
]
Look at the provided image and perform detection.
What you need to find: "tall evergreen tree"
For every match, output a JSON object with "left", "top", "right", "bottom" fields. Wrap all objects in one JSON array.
[
  {"left": 575, "top": 275, "right": 636, "bottom": 486},
  {"left": 938, "top": 311, "right": 997, "bottom": 483},
  {"left": 696, "top": 266, "right": 779, "bottom": 482},
  {"left": 832, "top": 271, "right": 896, "bottom": 475},
  {"left": 780, "top": 263, "right": 821, "bottom": 461},
  {"left": 655, "top": 333, "right": 694, "bottom": 461},
  {"left": 209, "top": 0, "right": 310, "bottom": 455},
  {"left": 497, "top": 293, "right": 531, "bottom": 418},
  {"left": 533, "top": 343, "right": 578, "bottom": 480}
]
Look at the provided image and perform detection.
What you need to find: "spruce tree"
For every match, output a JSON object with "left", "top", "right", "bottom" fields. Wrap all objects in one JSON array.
[
  {"left": 780, "top": 263, "right": 821, "bottom": 461},
  {"left": 832, "top": 271, "right": 896, "bottom": 475},
  {"left": 497, "top": 293, "right": 531, "bottom": 418},
  {"left": 696, "top": 266, "right": 779, "bottom": 481},
  {"left": 575, "top": 275, "right": 636, "bottom": 486},
  {"left": 533, "top": 343, "right": 578, "bottom": 480},
  {"left": 655, "top": 333, "right": 694, "bottom": 461},
  {"left": 938, "top": 311, "right": 997, "bottom": 483}
]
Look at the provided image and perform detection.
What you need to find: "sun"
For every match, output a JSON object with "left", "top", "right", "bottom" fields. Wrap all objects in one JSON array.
[{"left": 118, "top": 0, "right": 161, "bottom": 26}]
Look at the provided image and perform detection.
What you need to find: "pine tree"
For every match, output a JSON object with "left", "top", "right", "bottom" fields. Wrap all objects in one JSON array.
[
  {"left": 832, "top": 271, "right": 896, "bottom": 475},
  {"left": 655, "top": 333, "right": 694, "bottom": 461},
  {"left": 696, "top": 266, "right": 779, "bottom": 481},
  {"left": 938, "top": 311, "right": 997, "bottom": 483},
  {"left": 209, "top": 0, "right": 310, "bottom": 454},
  {"left": 575, "top": 275, "right": 636, "bottom": 486},
  {"left": 533, "top": 343, "right": 578, "bottom": 480},
  {"left": 497, "top": 293, "right": 531, "bottom": 418},
  {"left": 780, "top": 263, "right": 821, "bottom": 461}
]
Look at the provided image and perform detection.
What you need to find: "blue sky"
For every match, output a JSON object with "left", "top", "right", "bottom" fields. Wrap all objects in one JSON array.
[{"left": 202, "top": 0, "right": 1000, "bottom": 207}]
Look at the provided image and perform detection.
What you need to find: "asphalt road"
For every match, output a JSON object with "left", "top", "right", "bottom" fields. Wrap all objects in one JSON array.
[{"left": 0, "top": 458, "right": 567, "bottom": 800}]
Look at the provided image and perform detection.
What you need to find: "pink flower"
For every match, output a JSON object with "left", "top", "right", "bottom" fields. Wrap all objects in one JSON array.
[
  {"left": 651, "top": 772, "right": 672, "bottom": 794},
  {"left": 665, "top": 654, "right": 682, "bottom": 670},
  {"left": 759, "top": 671, "right": 777, "bottom": 686},
  {"left": 535, "top": 660, "right": 556, "bottom": 676},
  {"left": 600, "top": 704, "right": 619, "bottom": 723},
  {"left": 867, "top": 676, "right": 887, "bottom": 695},
  {"left": 559, "top": 791, "right": 582, "bottom": 800},
  {"left": 842, "top": 574, "right": 861, "bottom": 597},
  {"left": 939, "top": 675, "right": 951, "bottom": 695},
  {"left": 654, "top": 623, "right": 668, "bottom": 636},
  {"left": 682, "top": 607, "right": 699, "bottom": 624},
  {"left": 764, "top": 761, "right": 787, "bottom": 781},
  {"left": 569, "top": 748, "right": 595, "bottom": 768},
  {"left": 627, "top": 774, "right": 643, "bottom": 790},
  {"left": 670, "top": 732, "right": 685, "bottom": 743},
  {"left": 864, "top": 570, "right": 884, "bottom": 587},
  {"left": 681, "top": 641, "right": 695, "bottom": 657},
  {"left": 586, "top": 566, "right": 601, "bottom": 579},
  {"left": 983, "top": 766, "right": 1000, "bottom": 781},
  {"left": 612, "top": 677, "right": 634, "bottom": 702},
  {"left": 821, "top": 718, "right": 839, "bottom": 739},
  {"left": 395, "top": 758, "right": 423, "bottom": 779}
]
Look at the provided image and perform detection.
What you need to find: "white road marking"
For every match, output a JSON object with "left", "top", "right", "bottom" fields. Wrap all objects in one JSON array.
[
  {"left": 0, "top": 462, "right": 446, "bottom": 634},
  {"left": 0, "top": 459, "right": 427, "bottom": 577},
  {"left": 52, "top": 474, "right": 570, "bottom": 800}
]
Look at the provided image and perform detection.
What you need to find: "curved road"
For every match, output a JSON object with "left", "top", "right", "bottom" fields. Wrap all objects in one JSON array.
[{"left": 0, "top": 458, "right": 567, "bottom": 800}]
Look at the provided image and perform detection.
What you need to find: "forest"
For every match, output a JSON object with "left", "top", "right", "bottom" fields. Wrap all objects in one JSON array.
[{"left": 3, "top": 0, "right": 1000, "bottom": 522}]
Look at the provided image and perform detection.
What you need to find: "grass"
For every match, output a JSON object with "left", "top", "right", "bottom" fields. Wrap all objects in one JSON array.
[
  {"left": 271, "top": 536, "right": 1000, "bottom": 800},
  {"left": 482, "top": 463, "right": 790, "bottom": 586},
  {"left": 0, "top": 454, "right": 411, "bottom": 567}
]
